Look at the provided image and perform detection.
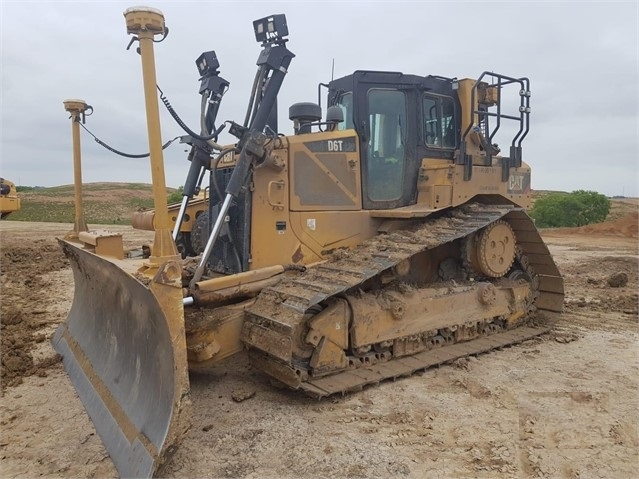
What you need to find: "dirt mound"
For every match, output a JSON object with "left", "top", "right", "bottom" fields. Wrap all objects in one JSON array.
[
  {"left": 548, "top": 211, "right": 638, "bottom": 238},
  {"left": 562, "top": 255, "right": 638, "bottom": 323},
  {"left": 1, "top": 239, "right": 68, "bottom": 388}
]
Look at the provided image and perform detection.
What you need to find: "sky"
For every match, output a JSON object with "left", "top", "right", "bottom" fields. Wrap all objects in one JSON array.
[{"left": 1, "top": 1, "right": 638, "bottom": 197}]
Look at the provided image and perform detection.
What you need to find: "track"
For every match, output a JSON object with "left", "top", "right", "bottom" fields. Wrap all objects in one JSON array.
[{"left": 243, "top": 203, "right": 563, "bottom": 396}]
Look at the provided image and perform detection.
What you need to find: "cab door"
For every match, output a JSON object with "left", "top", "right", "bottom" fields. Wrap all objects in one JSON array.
[
  {"left": 365, "top": 89, "right": 407, "bottom": 205},
  {"left": 357, "top": 86, "right": 419, "bottom": 210}
]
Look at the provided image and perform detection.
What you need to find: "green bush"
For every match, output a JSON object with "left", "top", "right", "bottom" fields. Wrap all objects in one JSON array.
[
  {"left": 530, "top": 190, "right": 610, "bottom": 228},
  {"left": 167, "top": 186, "right": 184, "bottom": 204}
]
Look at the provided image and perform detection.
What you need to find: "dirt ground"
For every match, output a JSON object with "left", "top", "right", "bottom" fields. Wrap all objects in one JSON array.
[{"left": 1, "top": 212, "right": 637, "bottom": 479}]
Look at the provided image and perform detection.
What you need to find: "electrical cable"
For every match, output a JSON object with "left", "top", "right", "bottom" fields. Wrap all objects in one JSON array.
[
  {"left": 157, "top": 85, "right": 225, "bottom": 142},
  {"left": 79, "top": 122, "right": 179, "bottom": 158}
]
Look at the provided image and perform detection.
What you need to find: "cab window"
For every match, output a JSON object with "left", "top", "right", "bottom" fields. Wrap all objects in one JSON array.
[
  {"left": 336, "top": 92, "right": 354, "bottom": 130},
  {"left": 423, "top": 95, "right": 456, "bottom": 148}
]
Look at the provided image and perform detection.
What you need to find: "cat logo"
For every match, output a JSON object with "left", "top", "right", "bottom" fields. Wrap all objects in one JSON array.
[
  {"left": 507, "top": 172, "right": 530, "bottom": 194},
  {"left": 509, "top": 174, "right": 523, "bottom": 191}
]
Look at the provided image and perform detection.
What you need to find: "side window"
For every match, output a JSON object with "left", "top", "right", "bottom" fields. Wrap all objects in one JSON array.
[
  {"left": 336, "top": 92, "right": 354, "bottom": 130},
  {"left": 367, "top": 89, "right": 406, "bottom": 202},
  {"left": 423, "top": 95, "right": 456, "bottom": 148},
  {"left": 423, "top": 97, "right": 438, "bottom": 145},
  {"left": 441, "top": 97, "right": 456, "bottom": 148}
]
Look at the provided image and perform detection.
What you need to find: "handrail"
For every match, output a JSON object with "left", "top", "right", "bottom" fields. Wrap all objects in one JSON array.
[{"left": 459, "top": 71, "right": 531, "bottom": 180}]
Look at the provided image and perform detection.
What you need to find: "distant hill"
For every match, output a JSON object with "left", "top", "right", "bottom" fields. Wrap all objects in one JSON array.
[
  {"left": 5, "top": 184, "right": 636, "bottom": 225},
  {"left": 8, "top": 183, "right": 176, "bottom": 224}
]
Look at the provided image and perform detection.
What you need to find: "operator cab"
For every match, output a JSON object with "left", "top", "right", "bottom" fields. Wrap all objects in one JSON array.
[{"left": 327, "top": 71, "right": 460, "bottom": 210}]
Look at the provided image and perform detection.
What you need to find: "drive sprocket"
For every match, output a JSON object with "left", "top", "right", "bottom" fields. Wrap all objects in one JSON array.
[{"left": 466, "top": 220, "right": 516, "bottom": 278}]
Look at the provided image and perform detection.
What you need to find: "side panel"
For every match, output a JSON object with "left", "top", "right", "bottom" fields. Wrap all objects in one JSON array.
[
  {"left": 287, "top": 131, "right": 382, "bottom": 260},
  {"left": 250, "top": 131, "right": 382, "bottom": 269},
  {"left": 289, "top": 132, "right": 361, "bottom": 211},
  {"left": 250, "top": 147, "right": 306, "bottom": 269},
  {"left": 288, "top": 210, "right": 381, "bottom": 260},
  {"left": 451, "top": 163, "right": 532, "bottom": 208},
  {"left": 416, "top": 159, "right": 532, "bottom": 210}
]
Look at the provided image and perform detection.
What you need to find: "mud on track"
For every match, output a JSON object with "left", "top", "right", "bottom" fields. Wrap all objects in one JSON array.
[{"left": 0, "top": 217, "right": 637, "bottom": 478}]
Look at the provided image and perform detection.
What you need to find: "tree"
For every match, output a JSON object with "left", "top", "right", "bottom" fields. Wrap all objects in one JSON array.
[{"left": 530, "top": 190, "right": 610, "bottom": 228}]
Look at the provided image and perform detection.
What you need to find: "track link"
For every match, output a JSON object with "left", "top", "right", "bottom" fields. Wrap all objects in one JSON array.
[{"left": 298, "top": 326, "right": 549, "bottom": 398}]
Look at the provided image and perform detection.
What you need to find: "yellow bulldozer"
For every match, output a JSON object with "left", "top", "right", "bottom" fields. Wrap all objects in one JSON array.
[
  {"left": 0, "top": 178, "right": 21, "bottom": 218},
  {"left": 53, "top": 6, "right": 564, "bottom": 477}
]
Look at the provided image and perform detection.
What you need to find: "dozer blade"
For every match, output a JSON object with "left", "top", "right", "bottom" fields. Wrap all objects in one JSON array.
[{"left": 52, "top": 239, "right": 191, "bottom": 478}]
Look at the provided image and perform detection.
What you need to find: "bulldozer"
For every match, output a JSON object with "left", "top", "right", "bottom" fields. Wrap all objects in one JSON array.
[
  {"left": 52, "top": 6, "right": 564, "bottom": 478},
  {"left": 0, "top": 178, "right": 21, "bottom": 218}
]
